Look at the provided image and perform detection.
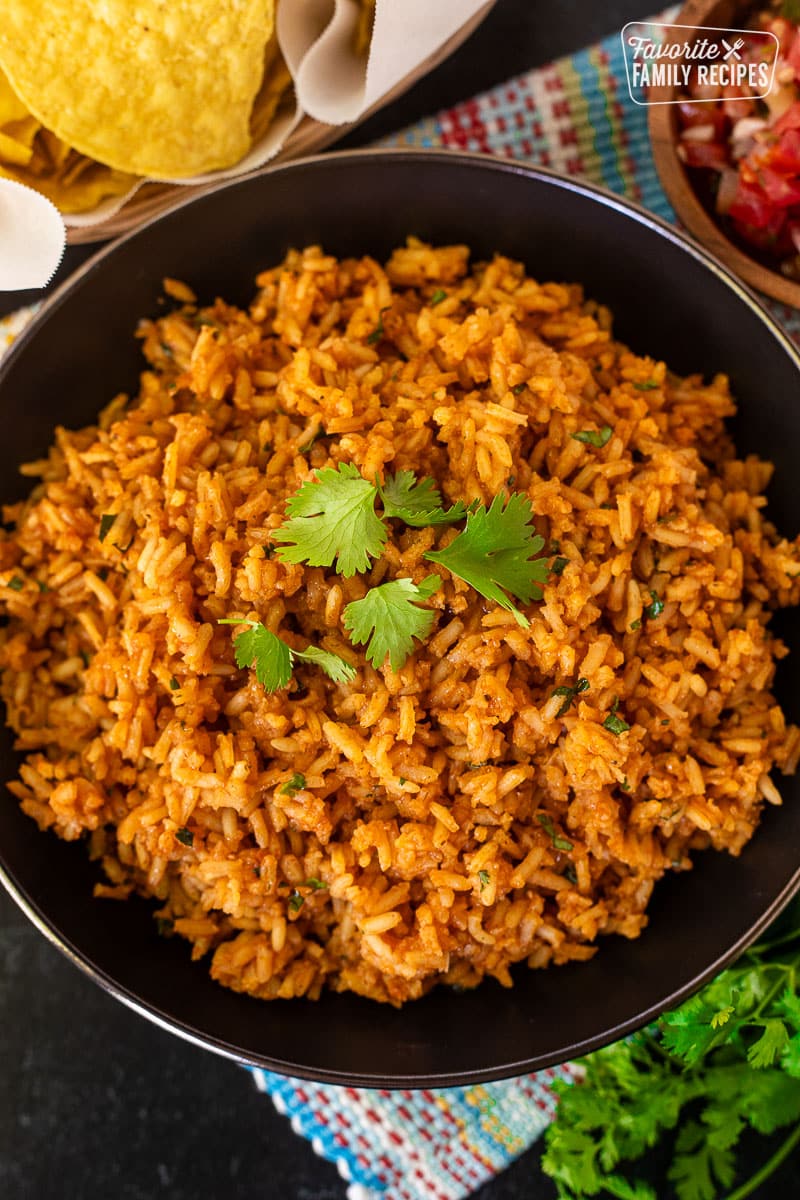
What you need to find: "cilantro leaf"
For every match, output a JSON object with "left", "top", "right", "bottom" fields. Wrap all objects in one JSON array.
[
  {"left": 220, "top": 621, "right": 354, "bottom": 692},
  {"left": 293, "top": 645, "right": 357, "bottom": 685},
  {"left": 747, "top": 1020, "right": 790, "bottom": 1069},
  {"left": 668, "top": 1120, "right": 735, "bottom": 1200},
  {"left": 273, "top": 463, "right": 387, "bottom": 577},
  {"left": 379, "top": 470, "right": 467, "bottom": 527},
  {"left": 782, "top": 1033, "right": 800, "bottom": 1078},
  {"left": 424, "top": 492, "right": 548, "bottom": 628},
  {"left": 221, "top": 621, "right": 292, "bottom": 692},
  {"left": 343, "top": 574, "right": 440, "bottom": 671}
]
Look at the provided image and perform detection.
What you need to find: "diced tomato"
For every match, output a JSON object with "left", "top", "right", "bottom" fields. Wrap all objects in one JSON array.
[
  {"left": 728, "top": 178, "right": 781, "bottom": 228},
  {"left": 768, "top": 127, "right": 800, "bottom": 172},
  {"left": 758, "top": 165, "right": 800, "bottom": 207},
  {"left": 731, "top": 212, "right": 789, "bottom": 253},
  {"left": 773, "top": 100, "right": 800, "bottom": 135},
  {"left": 678, "top": 140, "right": 729, "bottom": 169}
]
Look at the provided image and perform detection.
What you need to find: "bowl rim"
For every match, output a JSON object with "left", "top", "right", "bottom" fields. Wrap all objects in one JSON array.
[
  {"left": 647, "top": 0, "right": 800, "bottom": 309},
  {"left": 2, "top": 145, "right": 800, "bottom": 1087}
]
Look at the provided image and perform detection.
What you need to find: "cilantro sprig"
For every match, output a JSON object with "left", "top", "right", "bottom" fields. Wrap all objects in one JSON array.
[
  {"left": 220, "top": 620, "right": 355, "bottom": 693},
  {"left": 424, "top": 493, "right": 549, "bottom": 628},
  {"left": 379, "top": 470, "right": 467, "bottom": 527},
  {"left": 344, "top": 575, "right": 440, "bottom": 672},
  {"left": 542, "top": 896, "right": 800, "bottom": 1200},
  {"left": 272, "top": 463, "right": 387, "bottom": 577}
]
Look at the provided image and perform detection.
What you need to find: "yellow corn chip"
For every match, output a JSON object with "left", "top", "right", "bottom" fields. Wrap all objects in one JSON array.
[{"left": 0, "top": 0, "right": 275, "bottom": 179}]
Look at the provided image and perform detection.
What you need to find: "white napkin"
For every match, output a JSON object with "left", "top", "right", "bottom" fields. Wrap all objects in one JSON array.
[
  {"left": 281, "top": 0, "right": 492, "bottom": 124},
  {"left": 0, "top": 179, "right": 65, "bottom": 290}
]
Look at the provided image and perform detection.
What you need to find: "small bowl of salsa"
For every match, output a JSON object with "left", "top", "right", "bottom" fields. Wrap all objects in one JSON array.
[{"left": 649, "top": 0, "right": 800, "bottom": 307}]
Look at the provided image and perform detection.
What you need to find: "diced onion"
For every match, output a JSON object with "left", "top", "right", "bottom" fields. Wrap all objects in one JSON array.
[
  {"left": 716, "top": 168, "right": 739, "bottom": 216},
  {"left": 681, "top": 124, "right": 715, "bottom": 143},
  {"left": 731, "top": 116, "right": 768, "bottom": 143}
]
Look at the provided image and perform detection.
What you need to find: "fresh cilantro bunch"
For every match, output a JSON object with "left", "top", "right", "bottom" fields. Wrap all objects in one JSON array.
[{"left": 542, "top": 896, "right": 800, "bottom": 1200}]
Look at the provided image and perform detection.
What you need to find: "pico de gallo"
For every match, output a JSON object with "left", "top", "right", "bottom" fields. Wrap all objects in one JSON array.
[{"left": 677, "top": 4, "right": 800, "bottom": 278}]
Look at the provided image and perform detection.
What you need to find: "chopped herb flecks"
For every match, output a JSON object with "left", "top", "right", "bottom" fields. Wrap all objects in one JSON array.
[
  {"left": 571, "top": 426, "right": 612, "bottom": 449},
  {"left": 366, "top": 306, "right": 390, "bottom": 346},
  {"left": 175, "top": 826, "right": 193, "bottom": 847},
  {"left": 552, "top": 677, "right": 590, "bottom": 719},
  {"left": 604, "top": 711, "right": 631, "bottom": 736},
  {"left": 644, "top": 590, "right": 665, "bottom": 620},
  {"left": 99, "top": 514, "right": 116, "bottom": 543},
  {"left": 537, "top": 813, "right": 574, "bottom": 852},
  {"left": 280, "top": 773, "right": 306, "bottom": 796}
]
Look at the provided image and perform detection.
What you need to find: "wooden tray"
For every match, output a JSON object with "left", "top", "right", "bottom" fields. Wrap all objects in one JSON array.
[{"left": 67, "top": 1, "right": 496, "bottom": 245}]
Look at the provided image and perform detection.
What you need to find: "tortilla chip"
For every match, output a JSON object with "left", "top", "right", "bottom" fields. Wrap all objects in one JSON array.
[
  {"left": 0, "top": 0, "right": 275, "bottom": 179},
  {"left": 250, "top": 37, "right": 294, "bottom": 144}
]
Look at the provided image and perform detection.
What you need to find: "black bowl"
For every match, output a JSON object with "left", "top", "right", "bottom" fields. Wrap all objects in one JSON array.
[{"left": 1, "top": 149, "right": 799, "bottom": 1087}]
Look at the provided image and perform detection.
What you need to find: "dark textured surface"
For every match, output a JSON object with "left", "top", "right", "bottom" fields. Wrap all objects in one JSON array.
[{"left": 2, "top": 1, "right": 800, "bottom": 1196}]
